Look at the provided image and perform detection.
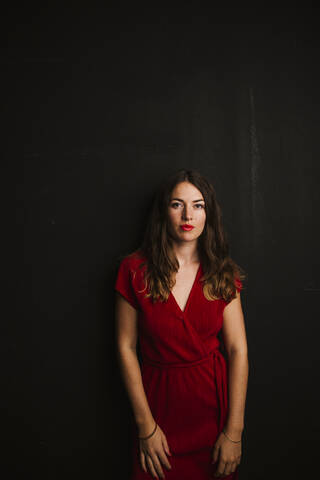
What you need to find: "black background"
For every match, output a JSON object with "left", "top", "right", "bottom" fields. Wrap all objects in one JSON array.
[{"left": 3, "top": 6, "right": 320, "bottom": 479}]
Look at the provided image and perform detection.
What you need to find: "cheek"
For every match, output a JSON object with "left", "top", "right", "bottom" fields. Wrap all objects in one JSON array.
[
  {"left": 197, "top": 210, "right": 206, "bottom": 225},
  {"left": 167, "top": 211, "right": 179, "bottom": 226},
  {"left": 172, "top": 209, "right": 181, "bottom": 219}
]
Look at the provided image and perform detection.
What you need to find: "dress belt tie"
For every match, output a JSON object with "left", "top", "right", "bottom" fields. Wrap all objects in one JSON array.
[{"left": 141, "top": 348, "right": 228, "bottom": 432}]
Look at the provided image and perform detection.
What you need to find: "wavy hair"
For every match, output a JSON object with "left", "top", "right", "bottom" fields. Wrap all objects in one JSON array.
[{"left": 129, "top": 168, "right": 246, "bottom": 304}]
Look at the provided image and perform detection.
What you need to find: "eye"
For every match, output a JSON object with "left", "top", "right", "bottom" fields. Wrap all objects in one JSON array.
[
  {"left": 171, "top": 202, "right": 181, "bottom": 208},
  {"left": 194, "top": 204, "right": 205, "bottom": 209}
]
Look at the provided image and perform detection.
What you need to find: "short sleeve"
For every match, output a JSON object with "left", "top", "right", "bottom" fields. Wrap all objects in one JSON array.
[
  {"left": 115, "top": 257, "right": 140, "bottom": 310},
  {"left": 235, "top": 277, "right": 243, "bottom": 293}
]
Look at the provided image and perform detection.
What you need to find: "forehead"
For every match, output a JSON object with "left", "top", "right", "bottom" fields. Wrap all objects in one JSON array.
[{"left": 170, "top": 181, "right": 204, "bottom": 200}]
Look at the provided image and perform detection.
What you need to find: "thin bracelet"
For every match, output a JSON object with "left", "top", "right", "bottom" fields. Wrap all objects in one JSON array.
[
  {"left": 139, "top": 422, "right": 157, "bottom": 440},
  {"left": 222, "top": 428, "right": 242, "bottom": 443}
]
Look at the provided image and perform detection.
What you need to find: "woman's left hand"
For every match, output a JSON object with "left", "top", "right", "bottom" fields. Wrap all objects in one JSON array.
[{"left": 211, "top": 431, "right": 241, "bottom": 478}]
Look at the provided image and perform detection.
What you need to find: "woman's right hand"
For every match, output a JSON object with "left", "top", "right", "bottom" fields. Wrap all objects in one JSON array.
[{"left": 139, "top": 424, "right": 172, "bottom": 479}]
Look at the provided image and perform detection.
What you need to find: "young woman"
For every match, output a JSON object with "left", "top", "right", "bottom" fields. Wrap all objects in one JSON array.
[{"left": 115, "top": 169, "right": 249, "bottom": 479}]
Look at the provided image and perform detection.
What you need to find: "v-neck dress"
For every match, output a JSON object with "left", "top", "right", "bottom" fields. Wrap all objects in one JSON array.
[{"left": 115, "top": 252, "right": 243, "bottom": 480}]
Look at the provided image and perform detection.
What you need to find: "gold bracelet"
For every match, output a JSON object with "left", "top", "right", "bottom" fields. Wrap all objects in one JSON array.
[
  {"left": 138, "top": 422, "right": 157, "bottom": 440},
  {"left": 222, "top": 428, "right": 242, "bottom": 443}
]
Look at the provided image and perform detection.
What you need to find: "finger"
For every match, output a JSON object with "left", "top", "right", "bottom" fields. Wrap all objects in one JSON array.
[
  {"left": 224, "top": 459, "right": 237, "bottom": 477},
  {"left": 223, "top": 461, "right": 232, "bottom": 477},
  {"left": 150, "top": 452, "right": 166, "bottom": 479},
  {"left": 212, "top": 444, "right": 220, "bottom": 464},
  {"left": 158, "top": 448, "right": 172, "bottom": 471},
  {"left": 161, "top": 435, "right": 172, "bottom": 456},
  {"left": 231, "top": 460, "right": 238, "bottom": 473},
  {"left": 228, "top": 458, "right": 239, "bottom": 475},
  {"left": 146, "top": 454, "right": 159, "bottom": 479},
  {"left": 140, "top": 451, "right": 147, "bottom": 474},
  {"left": 215, "top": 459, "right": 226, "bottom": 478}
]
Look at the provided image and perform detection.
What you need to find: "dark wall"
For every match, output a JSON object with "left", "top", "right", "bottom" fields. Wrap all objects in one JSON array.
[{"left": 4, "top": 6, "right": 320, "bottom": 479}]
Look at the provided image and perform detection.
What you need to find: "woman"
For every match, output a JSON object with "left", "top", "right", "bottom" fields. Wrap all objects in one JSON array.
[{"left": 115, "top": 169, "right": 249, "bottom": 479}]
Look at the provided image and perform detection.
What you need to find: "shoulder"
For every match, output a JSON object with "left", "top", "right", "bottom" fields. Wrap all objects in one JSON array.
[
  {"left": 118, "top": 249, "right": 147, "bottom": 271},
  {"left": 116, "top": 250, "right": 148, "bottom": 285},
  {"left": 234, "top": 276, "right": 243, "bottom": 292},
  {"left": 115, "top": 250, "right": 147, "bottom": 310}
]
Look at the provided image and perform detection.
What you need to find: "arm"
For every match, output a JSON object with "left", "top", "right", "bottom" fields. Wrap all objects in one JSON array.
[
  {"left": 221, "top": 289, "right": 249, "bottom": 438},
  {"left": 115, "top": 292, "right": 155, "bottom": 437},
  {"left": 114, "top": 264, "right": 173, "bottom": 478}
]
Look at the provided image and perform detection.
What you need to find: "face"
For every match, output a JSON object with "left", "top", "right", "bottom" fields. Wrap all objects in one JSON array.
[{"left": 167, "top": 181, "right": 206, "bottom": 243}]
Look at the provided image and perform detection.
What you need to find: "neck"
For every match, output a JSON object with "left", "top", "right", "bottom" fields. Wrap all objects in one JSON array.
[{"left": 171, "top": 241, "right": 200, "bottom": 267}]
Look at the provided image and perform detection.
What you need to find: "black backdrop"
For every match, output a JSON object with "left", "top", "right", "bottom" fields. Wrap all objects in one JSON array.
[{"left": 4, "top": 6, "right": 320, "bottom": 479}]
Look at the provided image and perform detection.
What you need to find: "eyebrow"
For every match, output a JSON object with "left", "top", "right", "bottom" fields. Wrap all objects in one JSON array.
[{"left": 171, "top": 197, "right": 205, "bottom": 202}]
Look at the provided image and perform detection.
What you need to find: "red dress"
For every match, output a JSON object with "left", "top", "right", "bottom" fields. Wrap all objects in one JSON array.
[{"left": 115, "top": 252, "right": 242, "bottom": 480}]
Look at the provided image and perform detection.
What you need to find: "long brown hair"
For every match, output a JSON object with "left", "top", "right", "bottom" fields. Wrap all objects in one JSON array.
[{"left": 130, "top": 168, "right": 246, "bottom": 304}]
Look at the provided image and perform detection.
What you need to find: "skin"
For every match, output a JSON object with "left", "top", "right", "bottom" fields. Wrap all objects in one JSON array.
[{"left": 115, "top": 181, "right": 249, "bottom": 479}]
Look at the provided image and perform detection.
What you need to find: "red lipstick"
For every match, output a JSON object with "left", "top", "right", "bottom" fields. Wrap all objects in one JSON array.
[{"left": 181, "top": 224, "right": 195, "bottom": 231}]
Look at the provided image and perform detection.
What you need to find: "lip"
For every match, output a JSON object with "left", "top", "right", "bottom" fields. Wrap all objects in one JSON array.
[{"left": 180, "top": 224, "right": 195, "bottom": 231}]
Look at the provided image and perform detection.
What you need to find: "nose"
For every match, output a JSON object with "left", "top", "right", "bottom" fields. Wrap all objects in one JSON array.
[{"left": 182, "top": 205, "right": 192, "bottom": 221}]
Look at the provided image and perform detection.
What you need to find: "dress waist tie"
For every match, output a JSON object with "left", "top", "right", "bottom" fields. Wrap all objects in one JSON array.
[{"left": 141, "top": 348, "right": 228, "bottom": 432}]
